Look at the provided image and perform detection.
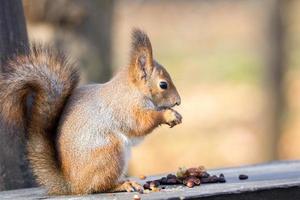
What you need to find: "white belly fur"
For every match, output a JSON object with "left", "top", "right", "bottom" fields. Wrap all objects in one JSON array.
[{"left": 116, "top": 132, "right": 144, "bottom": 180}]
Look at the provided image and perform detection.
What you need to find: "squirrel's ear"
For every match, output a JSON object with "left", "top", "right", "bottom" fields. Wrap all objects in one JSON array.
[{"left": 129, "top": 28, "right": 154, "bottom": 82}]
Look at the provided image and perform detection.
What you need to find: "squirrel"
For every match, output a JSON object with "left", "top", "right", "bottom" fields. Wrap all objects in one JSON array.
[{"left": 0, "top": 28, "right": 182, "bottom": 195}]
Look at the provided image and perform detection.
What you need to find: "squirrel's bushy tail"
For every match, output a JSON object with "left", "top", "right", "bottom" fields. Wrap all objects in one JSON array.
[{"left": 0, "top": 45, "right": 79, "bottom": 194}]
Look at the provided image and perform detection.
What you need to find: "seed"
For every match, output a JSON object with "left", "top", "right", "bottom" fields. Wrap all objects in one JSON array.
[
  {"left": 138, "top": 166, "right": 226, "bottom": 191},
  {"left": 200, "top": 177, "right": 210, "bottom": 183},
  {"left": 218, "top": 173, "right": 226, "bottom": 183},
  {"left": 160, "top": 177, "right": 168, "bottom": 184},
  {"left": 201, "top": 172, "right": 210, "bottom": 178},
  {"left": 201, "top": 175, "right": 219, "bottom": 183},
  {"left": 239, "top": 174, "right": 248, "bottom": 180},
  {"left": 209, "top": 175, "right": 219, "bottom": 183},
  {"left": 176, "top": 167, "right": 187, "bottom": 178},
  {"left": 166, "top": 178, "right": 178, "bottom": 184},
  {"left": 184, "top": 177, "right": 200, "bottom": 186},
  {"left": 133, "top": 194, "right": 141, "bottom": 200},
  {"left": 167, "top": 174, "right": 177, "bottom": 179},
  {"left": 192, "top": 178, "right": 201, "bottom": 185},
  {"left": 139, "top": 175, "right": 147, "bottom": 180},
  {"left": 186, "top": 167, "right": 205, "bottom": 177},
  {"left": 186, "top": 180, "right": 195, "bottom": 188}
]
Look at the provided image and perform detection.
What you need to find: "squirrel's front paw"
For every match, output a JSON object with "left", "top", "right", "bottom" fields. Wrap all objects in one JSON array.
[{"left": 163, "top": 109, "right": 182, "bottom": 128}]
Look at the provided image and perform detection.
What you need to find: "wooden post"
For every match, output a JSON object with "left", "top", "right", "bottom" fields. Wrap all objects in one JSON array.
[
  {"left": 0, "top": 0, "right": 28, "bottom": 68},
  {"left": 262, "top": 0, "right": 287, "bottom": 160},
  {"left": 80, "top": 0, "right": 115, "bottom": 82},
  {"left": 0, "top": 161, "right": 300, "bottom": 199},
  {"left": 0, "top": 0, "right": 35, "bottom": 190}
]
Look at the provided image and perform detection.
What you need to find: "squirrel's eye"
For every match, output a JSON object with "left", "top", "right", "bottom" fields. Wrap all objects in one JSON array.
[{"left": 159, "top": 81, "right": 168, "bottom": 90}]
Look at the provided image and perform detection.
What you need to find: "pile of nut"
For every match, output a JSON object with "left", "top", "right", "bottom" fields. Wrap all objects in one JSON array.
[{"left": 142, "top": 166, "right": 226, "bottom": 191}]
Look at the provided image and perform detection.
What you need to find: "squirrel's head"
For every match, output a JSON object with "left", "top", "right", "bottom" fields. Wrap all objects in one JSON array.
[{"left": 128, "top": 28, "right": 181, "bottom": 109}]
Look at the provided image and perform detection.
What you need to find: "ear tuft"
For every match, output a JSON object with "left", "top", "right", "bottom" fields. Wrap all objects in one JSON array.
[
  {"left": 129, "top": 28, "right": 154, "bottom": 82},
  {"left": 131, "top": 28, "right": 152, "bottom": 53}
]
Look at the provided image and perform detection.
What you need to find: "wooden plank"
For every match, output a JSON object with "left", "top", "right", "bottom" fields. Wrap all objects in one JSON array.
[{"left": 0, "top": 161, "right": 300, "bottom": 199}]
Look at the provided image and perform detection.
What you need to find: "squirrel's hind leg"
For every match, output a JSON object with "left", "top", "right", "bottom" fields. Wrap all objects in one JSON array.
[{"left": 65, "top": 134, "right": 126, "bottom": 195}]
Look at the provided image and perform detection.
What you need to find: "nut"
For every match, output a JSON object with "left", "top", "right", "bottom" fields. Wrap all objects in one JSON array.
[
  {"left": 138, "top": 165, "right": 227, "bottom": 191},
  {"left": 133, "top": 194, "right": 141, "bottom": 200},
  {"left": 176, "top": 167, "right": 187, "bottom": 179},
  {"left": 167, "top": 174, "right": 177, "bottom": 179},
  {"left": 166, "top": 178, "right": 177, "bottom": 185},
  {"left": 218, "top": 173, "right": 226, "bottom": 183},
  {"left": 201, "top": 172, "right": 210, "bottom": 178},
  {"left": 200, "top": 177, "right": 210, "bottom": 183},
  {"left": 209, "top": 175, "right": 219, "bottom": 183},
  {"left": 192, "top": 177, "right": 201, "bottom": 185},
  {"left": 139, "top": 175, "right": 147, "bottom": 180},
  {"left": 200, "top": 175, "right": 219, "bottom": 183},
  {"left": 160, "top": 177, "right": 168, "bottom": 184},
  {"left": 239, "top": 174, "right": 248, "bottom": 180},
  {"left": 186, "top": 180, "right": 194, "bottom": 188},
  {"left": 186, "top": 166, "right": 205, "bottom": 177},
  {"left": 143, "top": 183, "right": 150, "bottom": 190},
  {"left": 184, "top": 177, "right": 200, "bottom": 186}
]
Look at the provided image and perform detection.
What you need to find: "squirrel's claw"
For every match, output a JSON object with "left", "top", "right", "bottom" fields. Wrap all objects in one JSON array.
[
  {"left": 130, "top": 181, "right": 144, "bottom": 193},
  {"left": 164, "top": 108, "right": 182, "bottom": 128},
  {"left": 121, "top": 181, "right": 143, "bottom": 193}
]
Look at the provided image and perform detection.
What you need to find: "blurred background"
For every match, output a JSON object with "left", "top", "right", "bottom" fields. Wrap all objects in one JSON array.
[{"left": 18, "top": 0, "right": 300, "bottom": 177}]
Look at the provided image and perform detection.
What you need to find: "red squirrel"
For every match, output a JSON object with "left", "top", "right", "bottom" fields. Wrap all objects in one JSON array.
[{"left": 0, "top": 29, "right": 182, "bottom": 195}]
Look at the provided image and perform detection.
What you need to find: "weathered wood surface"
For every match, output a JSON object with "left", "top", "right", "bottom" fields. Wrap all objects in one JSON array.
[{"left": 0, "top": 161, "right": 300, "bottom": 200}]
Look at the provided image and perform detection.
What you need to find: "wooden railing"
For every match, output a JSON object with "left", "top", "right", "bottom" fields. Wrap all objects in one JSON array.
[{"left": 0, "top": 161, "right": 299, "bottom": 199}]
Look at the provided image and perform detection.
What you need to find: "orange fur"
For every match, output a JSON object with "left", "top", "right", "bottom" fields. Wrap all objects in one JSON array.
[
  {"left": 64, "top": 134, "right": 123, "bottom": 194},
  {"left": 130, "top": 107, "right": 164, "bottom": 137},
  {"left": 0, "top": 29, "right": 181, "bottom": 195}
]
